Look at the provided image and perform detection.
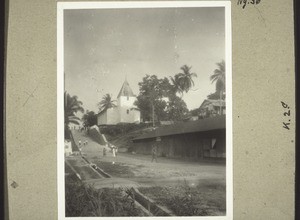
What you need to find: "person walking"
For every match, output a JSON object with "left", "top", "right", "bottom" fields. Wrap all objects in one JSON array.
[
  {"left": 115, "top": 147, "right": 118, "bottom": 157},
  {"left": 151, "top": 144, "right": 158, "bottom": 162},
  {"left": 111, "top": 145, "right": 117, "bottom": 165},
  {"left": 103, "top": 147, "right": 107, "bottom": 156},
  {"left": 112, "top": 146, "right": 116, "bottom": 158}
]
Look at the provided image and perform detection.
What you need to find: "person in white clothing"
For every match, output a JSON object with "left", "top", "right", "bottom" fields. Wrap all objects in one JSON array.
[{"left": 112, "top": 147, "right": 116, "bottom": 157}]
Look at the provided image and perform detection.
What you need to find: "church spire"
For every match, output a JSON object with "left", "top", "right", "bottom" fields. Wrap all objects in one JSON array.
[{"left": 117, "top": 78, "right": 135, "bottom": 98}]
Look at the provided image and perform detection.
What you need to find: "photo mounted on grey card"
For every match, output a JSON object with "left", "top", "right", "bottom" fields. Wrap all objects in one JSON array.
[{"left": 57, "top": 1, "right": 232, "bottom": 219}]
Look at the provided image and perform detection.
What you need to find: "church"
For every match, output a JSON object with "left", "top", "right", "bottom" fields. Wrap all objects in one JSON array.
[{"left": 97, "top": 79, "right": 141, "bottom": 125}]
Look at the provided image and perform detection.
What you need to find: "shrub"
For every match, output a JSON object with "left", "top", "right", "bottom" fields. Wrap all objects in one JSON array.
[
  {"left": 165, "top": 180, "right": 209, "bottom": 216},
  {"left": 139, "top": 180, "right": 212, "bottom": 216},
  {"left": 65, "top": 175, "right": 144, "bottom": 217}
]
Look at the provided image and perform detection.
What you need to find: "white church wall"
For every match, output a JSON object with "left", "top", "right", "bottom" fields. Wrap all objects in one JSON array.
[
  {"left": 119, "top": 96, "right": 136, "bottom": 107},
  {"left": 119, "top": 106, "right": 131, "bottom": 123},
  {"left": 118, "top": 96, "right": 140, "bottom": 123},
  {"left": 133, "top": 109, "right": 141, "bottom": 123},
  {"left": 107, "top": 107, "right": 119, "bottom": 124},
  {"left": 97, "top": 111, "right": 107, "bottom": 125},
  {"left": 98, "top": 108, "right": 120, "bottom": 125},
  {"left": 119, "top": 106, "right": 140, "bottom": 124}
]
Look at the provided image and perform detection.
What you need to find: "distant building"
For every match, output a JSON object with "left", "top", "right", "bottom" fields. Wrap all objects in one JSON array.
[
  {"left": 64, "top": 140, "right": 72, "bottom": 156},
  {"left": 131, "top": 115, "right": 226, "bottom": 160},
  {"left": 199, "top": 99, "right": 226, "bottom": 118},
  {"left": 68, "top": 112, "right": 84, "bottom": 130},
  {"left": 67, "top": 130, "right": 81, "bottom": 155},
  {"left": 97, "top": 79, "right": 141, "bottom": 125},
  {"left": 68, "top": 123, "right": 83, "bottom": 130}
]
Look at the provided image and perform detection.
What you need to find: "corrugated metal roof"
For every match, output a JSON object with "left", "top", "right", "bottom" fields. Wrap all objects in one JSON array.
[{"left": 132, "top": 115, "right": 225, "bottom": 141}]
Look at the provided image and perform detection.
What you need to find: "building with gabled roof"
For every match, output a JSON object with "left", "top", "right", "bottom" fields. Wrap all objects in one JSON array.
[
  {"left": 97, "top": 79, "right": 141, "bottom": 125},
  {"left": 199, "top": 99, "right": 226, "bottom": 118}
]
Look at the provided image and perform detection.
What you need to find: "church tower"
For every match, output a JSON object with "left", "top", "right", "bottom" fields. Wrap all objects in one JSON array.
[
  {"left": 117, "top": 79, "right": 140, "bottom": 124},
  {"left": 97, "top": 79, "right": 141, "bottom": 125}
]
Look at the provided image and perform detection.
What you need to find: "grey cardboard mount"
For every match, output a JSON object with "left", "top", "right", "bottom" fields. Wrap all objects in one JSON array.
[{"left": 5, "top": 0, "right": 295, "bottom": 219}]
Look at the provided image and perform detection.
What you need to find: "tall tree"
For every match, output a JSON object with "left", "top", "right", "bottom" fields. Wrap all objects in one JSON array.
[
  {"left": 64, "top": 92, "right": 84, "bottom": 138},
  {"left": 169, "top": 75, "right": 183, "bottom": 97},
  {"left": 135, "top": 75, "right": 189, "bottom": 124},
  {"left": 210, "top": 60, "right": 225, "bottom": 115},
  {"left": 166, "top": 95, "right": 189, "bottom": 121},
  {"left": 98, "top": 94, "right": 117, "bottom": 113},
  {"left": 135, "top": 75, "right": 171, "bottom": 125},
  {"left": 171, "top": 65, "right": 197, "bottom": 97}
]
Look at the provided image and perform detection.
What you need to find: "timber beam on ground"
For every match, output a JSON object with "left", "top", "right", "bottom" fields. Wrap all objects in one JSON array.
[{"left": 81, "top": 155, "right": 112, "bottom": 178}]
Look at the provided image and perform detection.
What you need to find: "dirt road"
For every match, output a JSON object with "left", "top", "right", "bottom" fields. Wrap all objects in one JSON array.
[
  {"left": 66, "top": 130, "right": 226, "bottom": 216},
  {"left": 67, "top": 130, "right": 225, "bottom": 188}
]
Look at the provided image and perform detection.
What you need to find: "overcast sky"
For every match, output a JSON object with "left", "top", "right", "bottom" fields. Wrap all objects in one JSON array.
[{"left": 64, "top": 7, "right": 225, "bottom": 113}]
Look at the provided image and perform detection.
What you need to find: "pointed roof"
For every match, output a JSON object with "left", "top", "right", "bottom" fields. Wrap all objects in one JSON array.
[
  {"left": 199, "top": 99, "right": 226, "bottom": 109},
  {"left": 117, "top": 79, "right": 135, "bottom": 98}
]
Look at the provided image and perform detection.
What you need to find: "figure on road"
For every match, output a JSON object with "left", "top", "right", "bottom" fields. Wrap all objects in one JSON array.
[
  {"left": 151, "top": 144, "right": 158, "bottom": 162},
  {"left": 103, "top": 147, "right": 107, "bottom": 156},
  {"left": 151, "top": 137, "right": 161, "bottom": 162},
  {"left": 112, "top": 146, "right": 116, "bottom": 157}
]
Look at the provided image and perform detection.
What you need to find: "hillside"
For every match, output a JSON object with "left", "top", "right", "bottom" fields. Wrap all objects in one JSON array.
[{"left": 109, "top": 127, "right": 154, "bottom": 151}]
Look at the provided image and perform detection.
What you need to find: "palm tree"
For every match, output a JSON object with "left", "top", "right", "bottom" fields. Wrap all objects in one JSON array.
[
  {"left": 64, "top": 92, "right": 84, "bottom": 138},
  {"left": 210, "top": 60, "right": 225, "bottom": 115},
  {"left": 171, "top": 65, "right": 197, "bottom": 97},
  {"left": 98, "top": 94, "right": 117, "bottom": 113},
  {"left": 170, "top": 75, "right": 183, "bottom": 97}
]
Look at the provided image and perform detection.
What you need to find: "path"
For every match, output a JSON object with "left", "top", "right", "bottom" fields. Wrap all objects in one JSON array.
[{"left": 67, "top": 130, "right": 225, "bottom": 189}]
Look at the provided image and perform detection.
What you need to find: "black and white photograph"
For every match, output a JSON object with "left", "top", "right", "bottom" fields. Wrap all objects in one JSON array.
[{"left": 57, "top": 1, "right": 232, "bottom": 219}]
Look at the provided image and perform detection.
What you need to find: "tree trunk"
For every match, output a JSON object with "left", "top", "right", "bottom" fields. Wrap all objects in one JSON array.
[{"left": 152, "top": 102, "right": 155, "bottom": 127}]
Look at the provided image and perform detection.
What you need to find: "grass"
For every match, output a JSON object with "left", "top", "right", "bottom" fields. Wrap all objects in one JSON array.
[
  {"left": 138, "top": 180, "right": 226, "bottom": 216},
  {"left": 65, "top": 174, "right": 146, "bottom": 217}
]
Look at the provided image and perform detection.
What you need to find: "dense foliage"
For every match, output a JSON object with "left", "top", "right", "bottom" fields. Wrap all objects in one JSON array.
[
  {"left": 65, "top": 174, "right": 145, "bottom": 217},
  {"left": 139, "top": 180, "right": 226, "bottom": 216},
  {"left": 134, "top": 66, "right": 195, "bottom": 123},
  {"left": 170, "top": 65, "right": 197, "bottom": 96},
  {"left": 82, "top": 110, "right": 98, "bottom": 128}
]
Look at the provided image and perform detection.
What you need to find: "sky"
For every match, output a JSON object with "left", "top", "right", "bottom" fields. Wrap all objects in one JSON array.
[{"left": 64, "top": 7, "right": 225, "bottom": 113}]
